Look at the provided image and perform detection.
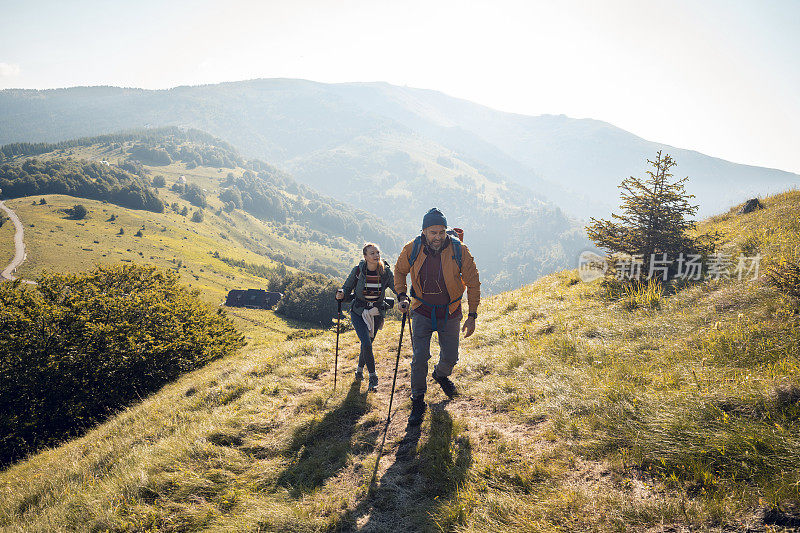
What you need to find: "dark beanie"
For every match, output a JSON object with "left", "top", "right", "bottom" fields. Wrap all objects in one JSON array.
[{"left": 422, "top": 208, "right": 447, "bottom": 229}]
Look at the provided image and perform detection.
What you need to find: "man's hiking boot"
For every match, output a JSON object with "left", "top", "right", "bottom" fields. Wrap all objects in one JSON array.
[
  {"left": 432, "top": 370, "right": 457, "bottom": 398},
  {"left": 368, "top": 374, "right": 378, "bottom": 392},
  {"left": 354, "top": 368, "right": 363, "bottom": 381},
  {"left": 408, "top": 397, "right": 426, "bottom": 426}
]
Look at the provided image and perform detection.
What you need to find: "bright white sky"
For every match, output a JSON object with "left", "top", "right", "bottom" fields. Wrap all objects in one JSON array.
[{"left": 1, "top": 0, "right": 798, "bottom": 173}]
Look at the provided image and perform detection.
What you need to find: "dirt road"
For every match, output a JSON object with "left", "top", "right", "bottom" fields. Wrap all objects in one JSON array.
[{"left": 0, "top": 199, "right": 29, "bottom": 281}]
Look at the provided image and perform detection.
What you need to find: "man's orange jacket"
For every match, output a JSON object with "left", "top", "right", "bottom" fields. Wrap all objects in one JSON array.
[{"left": 393, "top": 237, "right": 480, "bottom": 316}]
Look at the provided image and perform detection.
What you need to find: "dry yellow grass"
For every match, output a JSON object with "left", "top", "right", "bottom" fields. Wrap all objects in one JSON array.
[
  {"left": 1, "top": 192, "right": 799, "bottom": 531},
  {"left": 0, "top": 215, "right": 14, "bottom": 270}
]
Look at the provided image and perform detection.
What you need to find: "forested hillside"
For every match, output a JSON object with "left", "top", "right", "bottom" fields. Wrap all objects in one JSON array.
[
  {"left": 0, "top": 129, "right": 401, "bottom": 278},
  {"left": 0, "top": 158, "right": 164, "bottom": 212}
]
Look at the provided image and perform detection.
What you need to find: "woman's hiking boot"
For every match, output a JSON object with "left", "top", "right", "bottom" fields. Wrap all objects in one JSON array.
[
  {"left": 432, "top": 370, "right": 457, "bottom": 398},
  {"left": 368, "top": 373, "right": 378, "bottom": 392},
  {"left": 407, "top": 396, "right": 426, "bottom": 426},
  {"left": 354, "top": 368, "right": 364, "bottom": 381}
]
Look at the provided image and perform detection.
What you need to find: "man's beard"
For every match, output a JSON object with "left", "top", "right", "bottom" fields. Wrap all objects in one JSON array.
[{"left": 423, "top": 234, "right": 446, "bottom": 254}]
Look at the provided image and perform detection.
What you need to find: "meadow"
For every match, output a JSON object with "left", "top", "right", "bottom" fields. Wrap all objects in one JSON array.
[
  {"left": 1, "top": 192, "right": 798, "bottom": 531},
  {"left": 3, "top": 141, "right": 361, "bottom": 297}
]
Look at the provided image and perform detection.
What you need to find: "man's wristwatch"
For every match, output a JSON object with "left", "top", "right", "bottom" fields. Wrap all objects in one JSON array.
[{"left": 468, "top": 312, "right": 478, "bottom": 319}]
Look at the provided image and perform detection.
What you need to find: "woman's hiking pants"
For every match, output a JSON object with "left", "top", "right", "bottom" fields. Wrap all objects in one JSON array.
[
  {"left": 410, "top": 311, "right": 461, "bottom": 399},
  {"left": 350, "top": 310, "right": 383, "bottom": 374}
]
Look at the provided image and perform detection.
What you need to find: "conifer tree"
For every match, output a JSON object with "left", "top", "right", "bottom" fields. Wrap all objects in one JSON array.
[{"left": 586, "top": 151, "right": 701, "bottom": 279}]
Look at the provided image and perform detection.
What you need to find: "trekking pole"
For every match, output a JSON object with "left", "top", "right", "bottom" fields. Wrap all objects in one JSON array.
[
  {"left": 334, "top": 298, "right": 342, "bottom": 392},
  {"left": 386, "top": 309, "right": 407, "bottom": 424}
]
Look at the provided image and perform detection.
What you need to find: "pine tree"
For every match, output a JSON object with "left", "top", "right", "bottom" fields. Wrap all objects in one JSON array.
[{"left": 586, "top": 151, "right": 703, "bottom": 279}]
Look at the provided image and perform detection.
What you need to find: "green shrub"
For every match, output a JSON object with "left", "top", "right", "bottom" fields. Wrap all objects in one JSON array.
[
  {"left": 275, "top": 274, "right": 339, "bottom": 326},
  {"left": 68, "top": 204, "right": 87, "bottom": 220},
  {"left": 0, "top": 264, "right": 244, "bottom": 466}
]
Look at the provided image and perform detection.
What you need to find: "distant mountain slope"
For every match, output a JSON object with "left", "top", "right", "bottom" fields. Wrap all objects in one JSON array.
[
  {"left": 1, "top": 79, "right": 797, "bottom": 222},
  {"left": 0, "top": 89, "right": 593, "bottom": 292},
  {"left": 324, "top": 82, "right": 800, "bottom": 218},
  {"left": 0, "top": 129, "right": 402, "bottom": 284}
]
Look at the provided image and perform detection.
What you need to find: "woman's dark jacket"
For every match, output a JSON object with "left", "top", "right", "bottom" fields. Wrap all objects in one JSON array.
[{"left": 341, "top": 260, "right": 396, "bottom": 317}]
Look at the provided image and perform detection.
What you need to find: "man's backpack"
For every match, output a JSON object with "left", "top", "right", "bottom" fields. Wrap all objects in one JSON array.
[{"left": 408, "top": 228, "right": 464, "bottom": 271}]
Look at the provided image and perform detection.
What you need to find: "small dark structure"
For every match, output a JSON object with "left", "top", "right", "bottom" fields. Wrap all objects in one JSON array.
[
  {"left": 737, "top": 198, "right": 765, "bottom": 215},
  {"left": 225, "top": 289, "right": 282, "bottom": 309}
]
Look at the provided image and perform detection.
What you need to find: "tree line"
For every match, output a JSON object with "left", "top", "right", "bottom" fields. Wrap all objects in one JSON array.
[
  {"left": 0, "top": 158, "right": 164, "bottom": 212},
  {"left": 0, "top": 127, "right": 242, "bottom": 165},
  {"left": 220, "top": 170, "right": 402, "bottom": 251}
]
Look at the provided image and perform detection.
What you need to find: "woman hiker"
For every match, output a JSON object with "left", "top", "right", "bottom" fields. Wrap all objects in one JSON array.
[{"left": 336, "top": 242, "right": 397, "bottom": 392}]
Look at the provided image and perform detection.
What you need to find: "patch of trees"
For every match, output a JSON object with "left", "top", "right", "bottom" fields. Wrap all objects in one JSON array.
[
  {"left": 221, "top": 171, "right": 288, "bottom": 222},
  {"left": 66, "top": 204, "right": 87, "bottom": 220},
  {"left": 172, "top": 181, "right": 207, "bottom": 208},
  {"left": 171, "top": 143, "right": 238, "bottom": 169},
  {"left": 0, "top": 127, "right": 243, "bottom": 166},
  {"left": 128, "top": 145, "right": 172, "bottom": 166},
  {"left": 221, "top": 170, "right": 401, "bottom": 250},
  {"left": 0, "top": 158, "right": 164, "bottom": 213},
  {"left": 0, "top": 264, "right": 245, "bottom": 466},
  {"left": 117, "top": 159, "right": 147, "bottom": 177},
  {"left": 214, "top": 253, "right": 339, "bottom": 326}
]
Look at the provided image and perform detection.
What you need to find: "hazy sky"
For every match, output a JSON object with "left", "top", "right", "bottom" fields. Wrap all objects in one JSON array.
[{"left": 1, "top": 0, "right": 798, "bottom": 174}]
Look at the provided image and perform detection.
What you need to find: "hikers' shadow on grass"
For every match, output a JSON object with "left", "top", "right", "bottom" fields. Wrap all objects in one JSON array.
[
  {"left": 277, "top": 380, "right": 375, "bottom": 498},
  {"left": 345, "top": 401, "right": 472, "bottom": 532}
]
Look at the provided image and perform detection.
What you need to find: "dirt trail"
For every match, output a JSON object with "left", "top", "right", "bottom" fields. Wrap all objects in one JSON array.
[
  {"left": 315, "top": 322, "right": 668, "bottom": 532},
  {"left": 0, "top": 199, "right": 29, "bottom": 282}
]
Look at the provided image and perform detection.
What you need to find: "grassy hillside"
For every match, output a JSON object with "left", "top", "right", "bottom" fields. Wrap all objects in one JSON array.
[
  {"left": 0, "top": 130, "right": 405, "bottom": 301},
  {"left": 1, "top": 191, "right": 797, "bottom": 531},
  {"left": 0, "top": 215, "right": 14, "bottom": 269}
]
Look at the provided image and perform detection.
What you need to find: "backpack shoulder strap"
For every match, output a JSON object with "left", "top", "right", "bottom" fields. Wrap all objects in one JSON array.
[
  {"left": 408, "top": 236, "right": 423, "bottom": 268},
  {"left": 450, "top": 236, "right": 463, "bottom": 271}
]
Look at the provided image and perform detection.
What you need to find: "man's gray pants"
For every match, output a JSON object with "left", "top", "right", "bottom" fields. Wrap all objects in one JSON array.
[{"left": 410, "top": 311, "right": 461, "bottom": 399}]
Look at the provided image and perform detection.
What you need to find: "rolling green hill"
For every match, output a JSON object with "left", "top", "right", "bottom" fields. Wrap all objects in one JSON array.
[
  {"left": 1, "top": 191, "right": 797, "bottom": 531},
  {"left": 0, "top": 129, "right": 405, "bottom": 300}
]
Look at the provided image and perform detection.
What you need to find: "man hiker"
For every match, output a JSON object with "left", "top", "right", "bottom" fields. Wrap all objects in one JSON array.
[{"left": 394, "top": 208, "right": 480, "bottom": 426}]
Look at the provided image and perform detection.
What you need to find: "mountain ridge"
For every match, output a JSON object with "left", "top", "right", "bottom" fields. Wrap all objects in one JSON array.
[
  {"left": 2, "top": 78, "right": 797, "bottom": 222},
  {"left": 3, "top": 79, "right": 798, "bottom": 291}
]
